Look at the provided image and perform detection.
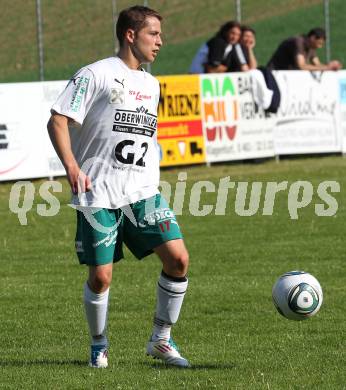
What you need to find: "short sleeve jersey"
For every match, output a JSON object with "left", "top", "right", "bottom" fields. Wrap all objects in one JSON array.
[
  {"left": 51, "top": 57, "right": 161, "bottom": 209},
  {"left": 267, "top": 35, "right": 317, "bottom": 70}
]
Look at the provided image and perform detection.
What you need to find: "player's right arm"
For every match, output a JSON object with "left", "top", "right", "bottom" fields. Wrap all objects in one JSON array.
[
  {"left": 47, "top": 113, "right": 91, "bottom": 194},
  {"left": 48, "top": 67, "right": 96, "bottom": 193}
]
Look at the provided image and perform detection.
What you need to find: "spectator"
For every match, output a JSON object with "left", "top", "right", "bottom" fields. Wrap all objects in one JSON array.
[
  {"left": 189, "top": 21, "right": 248, "bottom": 74},
  {"left": 189, "top": 42, "right": 209, "bottom": 74},
  {"left": 240, "top": 26, "right": 257, "bottom": 69},
  {"left": 267, "top": 27, "right": 342, "bottom": 71}
]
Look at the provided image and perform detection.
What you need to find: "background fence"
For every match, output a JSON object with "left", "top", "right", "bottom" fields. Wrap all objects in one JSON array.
[{"left": 0, "top": 0, "right": 344, "bottom": 83}]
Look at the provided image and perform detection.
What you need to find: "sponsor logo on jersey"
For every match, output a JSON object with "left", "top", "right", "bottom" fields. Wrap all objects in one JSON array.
[
  {"left": 114, "top": 78, "right": 125, "bottom": 88},
  {"left": 110, "top": 88, "right": 125, "bottom": 104},
  {"left": 139, "top": 207, "right": 178, "bottom": 227},
  {"left": 92, "top": 229, "right": 118, "bottom": 248},
  {"left": 112, "top": 106, "right": 157, "bottom": 137},
  {"left": 71, "top": 76, "right": 81, "bottom": 85},
  {"left": 129, "top": 90, "right": 152, "bottom": 101},
  {"left": 70, "top": 76, "right": 90, "bottom": 112}
]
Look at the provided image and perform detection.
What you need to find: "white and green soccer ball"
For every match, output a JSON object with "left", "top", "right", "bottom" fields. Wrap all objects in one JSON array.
[{"left": 272, "top": 271, "right": 323, "bottom": 321}]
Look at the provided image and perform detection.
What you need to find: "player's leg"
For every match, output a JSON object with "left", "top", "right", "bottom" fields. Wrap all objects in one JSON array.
[
  {"left": 76, "top": 207, "right": 123, "bottom": 368},
  {"left": 152, "top": 239, "right": 189, "bottom": 341},
  {"left": 146, "top": 239, "right": 190, "bottom": 367},
  {"left": 84, "top": 263, "right": 113, "bottom": 368},
  {"left": 124, "top": 195, "right": 190, "bottom": 366}
]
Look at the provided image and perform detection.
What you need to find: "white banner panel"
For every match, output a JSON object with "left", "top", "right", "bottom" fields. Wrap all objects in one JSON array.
[
  {"left": 0, "top": 71, "right": 345, "bottom": 182},
  {"left": 41, "top": 81, "right": 67, "bottom": 177},
  {"left": 0, "top": 82, "right": 47, "bottom": 181},
  {"left": 337, "top": 71, "right": 346, "bottom": 153},
  {"left": 0, "top": 81, "right": 66, "bottom": 181},
  {"left": 200, "top": 73, "right": 274, "bottom": 163},
  {"left": 274, "top": 71, "right": 341, "bottom": 155}
]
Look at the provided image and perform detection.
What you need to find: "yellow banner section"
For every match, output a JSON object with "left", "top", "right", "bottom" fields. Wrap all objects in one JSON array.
[
  {"left": 159, "top": 136, "right": 206, "bottom": 167},
  {"left": 157, "top": 75, "right": 201, "bottom": 122},
  {"left": 156, "top": 74, "right": 206, "bottom": 166}
]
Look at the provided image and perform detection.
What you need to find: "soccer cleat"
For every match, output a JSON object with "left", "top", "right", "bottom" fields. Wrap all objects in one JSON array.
[
  {"left": 89, "top": 345, "right": 108, "bottom": 368},
  {"left": 146, "top": 338, "right": 190, "bottom": 367}
]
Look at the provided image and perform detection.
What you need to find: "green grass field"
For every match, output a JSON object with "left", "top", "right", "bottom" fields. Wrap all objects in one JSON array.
[{"left": 1, "top": 156, "right": 346, "bottom": 389}]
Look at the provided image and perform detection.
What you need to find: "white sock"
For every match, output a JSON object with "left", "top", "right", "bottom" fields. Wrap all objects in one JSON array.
[
  {"left": 83, "top": 282, "right": 109, "bottom": 346},
  {"left": 152, "top": 271, "right": 188, "bottom": 341}
]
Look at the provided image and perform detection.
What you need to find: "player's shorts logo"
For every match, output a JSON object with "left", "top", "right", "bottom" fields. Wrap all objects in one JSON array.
[{"left": 110, "top": 88, "right": 125, "bottom": 104}]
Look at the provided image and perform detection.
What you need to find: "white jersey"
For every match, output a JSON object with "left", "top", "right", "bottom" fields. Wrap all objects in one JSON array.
[{"left": 52, "top": 57, "right": 161, "bottom": 209}]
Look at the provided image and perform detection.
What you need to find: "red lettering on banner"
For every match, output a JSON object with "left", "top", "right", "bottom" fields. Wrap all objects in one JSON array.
[{"left": 158, "top": 120, "right": 202, "bottom": 139}]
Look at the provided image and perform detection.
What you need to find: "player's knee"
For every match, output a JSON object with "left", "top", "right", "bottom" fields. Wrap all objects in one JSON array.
[
  {"left": 88, "top": 269, "right": 112, "bottom": 292},
  {"left": 171, "top": 250, "right": 189, "bottom": 276}
]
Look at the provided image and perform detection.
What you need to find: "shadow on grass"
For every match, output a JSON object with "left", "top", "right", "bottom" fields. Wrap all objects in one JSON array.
[
  {"left": 1, "top": 359, "right": 236, "bottom": 370},
  {"left": 0, "top": 359, "right": 86, "bottom": 367},
  {"left": 143, "top": 361, "right": 236, "bottom": 370}
]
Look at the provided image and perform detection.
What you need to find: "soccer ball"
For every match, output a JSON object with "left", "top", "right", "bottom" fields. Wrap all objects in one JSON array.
[{"left": 272, "top": 271, "right": 323, "bottom": 321}]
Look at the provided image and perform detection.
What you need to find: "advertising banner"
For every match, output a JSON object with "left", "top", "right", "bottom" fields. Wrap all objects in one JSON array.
[
  {"left": 274, "top": 71, "right": 342, "bottom": 154},
  {"left": 1, "top": 70, "right": 345, "bottom": 182},
  {"left": 41, "top": 80, "right": 67, "bottom": 177},
  {"left": 0, "top": 81, "right": 66, "bottom": 181},
  {"left": 157, "top": 75, "right": 206, "bottom": 167},
  {"left": 200, "top": 73, "right": 274, "bottom": 163},
  {"left": 0, "top": 82, "right": 48, "bottom": 181},
  {"left": 338, "top": 71, "right": 346, "bottom": 153}
]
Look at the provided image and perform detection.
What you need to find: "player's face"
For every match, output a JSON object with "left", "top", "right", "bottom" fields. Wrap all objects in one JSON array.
[
  {"left": 132, "top": 16, "right": 162, "bottom": 64},
  {"left": 227, "top": 27, "right": 241, "bottom": 45}
]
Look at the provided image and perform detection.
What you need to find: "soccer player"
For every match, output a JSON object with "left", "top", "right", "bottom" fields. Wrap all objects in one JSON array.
[{"left": 47, "top": 5, "right": 190, "bottom": 368}]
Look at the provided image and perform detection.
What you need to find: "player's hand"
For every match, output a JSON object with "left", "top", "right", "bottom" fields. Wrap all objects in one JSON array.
[{"left": 66, "top": 164, "right": 92, "bottom": 194}]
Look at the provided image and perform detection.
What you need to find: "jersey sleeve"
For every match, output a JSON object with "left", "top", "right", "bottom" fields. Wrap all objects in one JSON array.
[{"left": 51, "top": 67, "right": 97, "bottom": 125}]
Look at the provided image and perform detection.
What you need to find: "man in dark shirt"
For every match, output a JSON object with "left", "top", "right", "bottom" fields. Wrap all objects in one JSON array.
[{"left": 267, "top": 27, "right": 341, "bottom": 71}]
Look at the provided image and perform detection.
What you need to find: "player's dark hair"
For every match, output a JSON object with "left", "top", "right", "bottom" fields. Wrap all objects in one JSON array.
[
  {"left": 217, "top": 20, "right": 241, "bottom": 41},
  {"left": 241, "top": 25, "right": 256, "bottom": 36},
  {"left": 116, "top": 5, "right": 162, "bottom": 47},
  {"left": 307, "top": 27, "right": 326, "bottom": 39}
]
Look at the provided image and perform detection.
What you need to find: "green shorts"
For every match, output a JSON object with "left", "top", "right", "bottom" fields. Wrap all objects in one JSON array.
[{"left": 75, "top": 194, "right": 183, "bottom": 265}]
